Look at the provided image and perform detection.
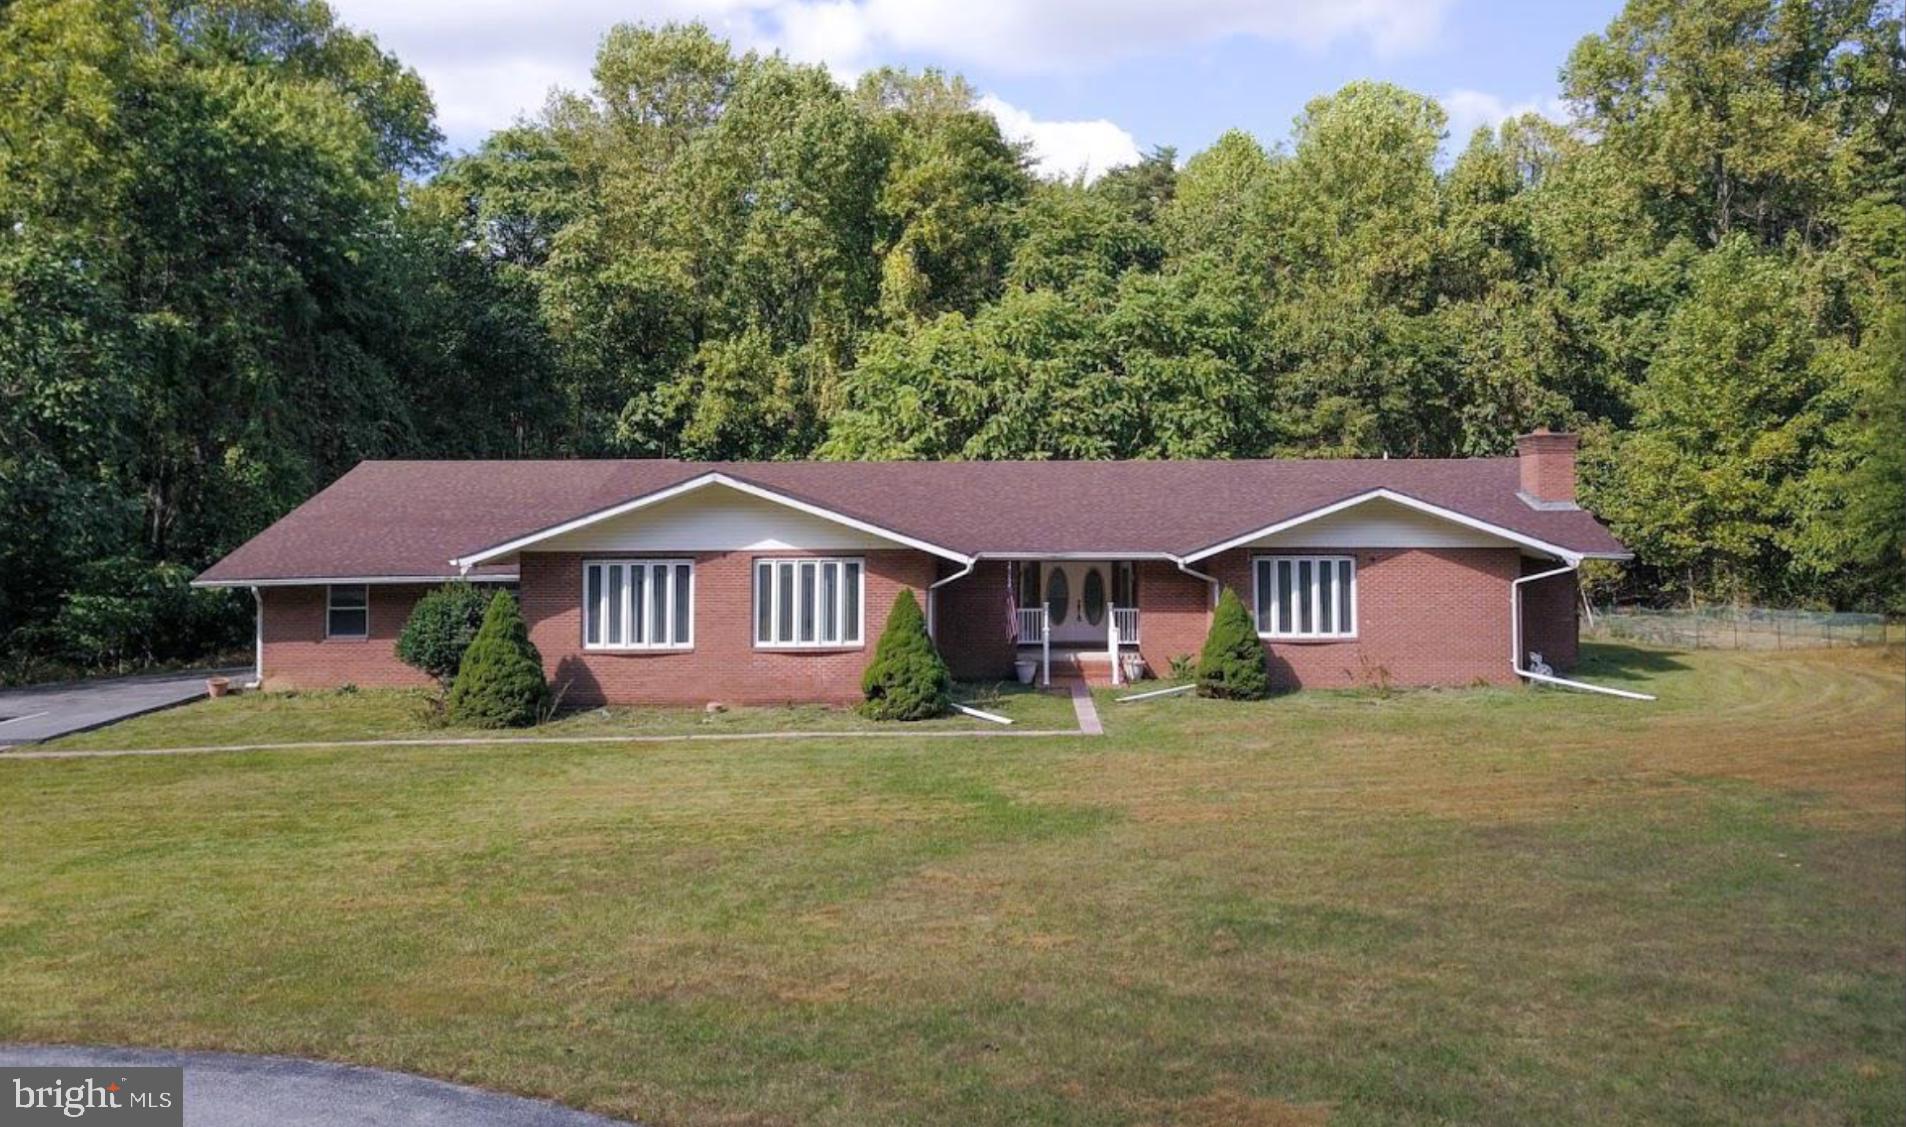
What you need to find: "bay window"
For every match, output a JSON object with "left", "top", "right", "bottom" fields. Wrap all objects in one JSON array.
[
  {"left": 755, "top": 558, "right": 862, "bottom": 647},
  {"left": 1253, "top": 556, "right": 1356, "bottom": 639},
  {"left": 584, "top": 560, "right": 693, "bottom": 650}
]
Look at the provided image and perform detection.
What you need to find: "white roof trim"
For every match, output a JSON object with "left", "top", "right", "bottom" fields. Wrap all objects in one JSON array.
[
  {"left": 980, "top": 551, "right": 1180, "bottom": 561},
  {"left": 192, "top": 573, "right": 519, "bottom": 589},
  {"left": 1179, "top": 489, "right": 1593, "bottom": 564},
  {"left": 450, "top": 472, "right": 972, "bottom": 569}
]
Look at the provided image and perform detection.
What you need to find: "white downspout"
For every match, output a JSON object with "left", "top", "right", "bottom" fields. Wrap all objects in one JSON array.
[
  {"left": 1512, "top": 559, "right": 1655, "bottom": 701},
  {"left": 926, "top": 556, "right": 979, "bottom": 641},
  {"left": 251, "top": 586, "right": 264, "bottom": 688}
]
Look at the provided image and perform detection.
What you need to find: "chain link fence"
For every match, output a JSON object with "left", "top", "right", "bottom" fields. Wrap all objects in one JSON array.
[{"left": 1585, "top": 605, "right": 1904, "bottom": 650}]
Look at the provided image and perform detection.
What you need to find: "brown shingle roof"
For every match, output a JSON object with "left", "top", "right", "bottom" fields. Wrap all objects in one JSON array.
[{"left": 194, "top": 458, "right": 1628, "bottom": 585}]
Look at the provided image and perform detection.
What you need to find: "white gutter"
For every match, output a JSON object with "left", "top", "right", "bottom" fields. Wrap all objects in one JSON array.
[
  {"left": 194, "top": 573, "right": 518, "bottom": 589},
  {"left": 925, "top": 556, "right": 979, "bottom": 640},
  {"left": 1512, "top": 559, "right": 1655, "bottom": 701}
]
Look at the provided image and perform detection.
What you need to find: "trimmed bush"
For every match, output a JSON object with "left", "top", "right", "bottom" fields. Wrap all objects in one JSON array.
[
  {"left": 1196, "top": 587, "right": 1270, "bottom": 700},
  {"left": 859, "top": 589, "right": 951, "bottom": 720},
  {"left": 396, "top": 582, "right": 494, "bottom": 687},
  {"left": 446, "top": 591, "right": 550, "bottom": 728}
]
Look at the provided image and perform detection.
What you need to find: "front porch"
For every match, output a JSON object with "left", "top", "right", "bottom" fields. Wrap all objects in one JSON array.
[{"left": 1011, "top": 560, "right": 1147, "bottom": 687}]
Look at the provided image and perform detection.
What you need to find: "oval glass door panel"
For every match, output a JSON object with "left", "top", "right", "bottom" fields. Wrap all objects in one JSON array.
[
  {"left": 1082, "top": 568, "right": 1106, "bottom": 625},
  {"left": 1046, "top": 568, "right": 1070, "bottom": 626}
]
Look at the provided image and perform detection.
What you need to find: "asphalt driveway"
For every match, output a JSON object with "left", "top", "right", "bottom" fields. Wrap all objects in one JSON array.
[
  {"left": 0, "top": 668, "right": 249, "bottom": 746},
  {"left": 0, "top": 1046, "right": 627, "bottom": 1126}
]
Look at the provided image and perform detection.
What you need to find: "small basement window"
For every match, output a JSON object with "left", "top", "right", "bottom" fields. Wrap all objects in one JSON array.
[
  {"left": 326, "top": 584, "right": 369, "bottom": 638},
  {"left": 1252, "top": 556, "right": 1356, "bottom": 639}
]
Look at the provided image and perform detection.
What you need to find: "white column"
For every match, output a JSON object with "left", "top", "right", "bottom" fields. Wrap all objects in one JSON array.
[{"left": 1041, "top": 608, "right": 1050, "bottom": 688}]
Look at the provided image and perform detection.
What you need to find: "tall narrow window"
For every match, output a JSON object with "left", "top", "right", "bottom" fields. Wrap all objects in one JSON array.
[
  {"left": 672, "top": 564, "right": 691, "bottom": 646},
  {"left": 1017, "top": 561, "right": 1041, "bottom": 608},
  {"left": 755, "top": 558, "right": 865, "bottom": 647},
  {"left": 1252, "top": 556, "right": 1356, "bottom": 640},
  {"left": 582, "top": 560, "right": 693, "bottom": 650},
  {"left": 326, "top": 584, "right": 368, "bottom": 639}
]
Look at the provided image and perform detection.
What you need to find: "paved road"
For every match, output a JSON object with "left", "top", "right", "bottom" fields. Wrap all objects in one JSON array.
[
  {"left": 0, "top": 1046, "right": 628, "bottom": 1126},
  {"left": 0, "top": 668, "right": 250, "bottom": 745}
]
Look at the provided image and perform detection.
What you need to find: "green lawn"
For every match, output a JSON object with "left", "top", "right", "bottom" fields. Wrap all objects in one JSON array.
[
  {"left": 41, "top": 679, "right": 1080, "bottom": 750},
  {"left": 2, "top": 644, "right": 1901, "bottom": 1125}
]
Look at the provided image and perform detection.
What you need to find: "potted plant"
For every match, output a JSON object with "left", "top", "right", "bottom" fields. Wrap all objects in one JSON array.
[{"left": 206, "top": 675, "right": 231, "bottom": 699}]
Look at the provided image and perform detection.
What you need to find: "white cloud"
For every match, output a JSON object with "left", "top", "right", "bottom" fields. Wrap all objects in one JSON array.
[
  {"left": 1440, "top": 89, "right": 1568, "bottom": 147},
  {"left": 838, "top": 0, "right": 1448, "bottom": 74},
  {"left": 978, "top": 95, "right": 1141, "bottom": 182},
  {"left": 329, "top": 1, "right": 1453, "bottom": 149}
]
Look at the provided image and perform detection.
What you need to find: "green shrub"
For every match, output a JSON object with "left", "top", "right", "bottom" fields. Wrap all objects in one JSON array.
[
  {"left": 1196, "top": 588, "right": 1270, "bottom": 700},
  {"left": 396, "top": 582, "right": 494, "bottom": 686},
  {"left": 446, "top": 591, "right": 550, "bottom": 728},
  {"left": 859, "top": 589, "right": 951, "bottom": 721}
]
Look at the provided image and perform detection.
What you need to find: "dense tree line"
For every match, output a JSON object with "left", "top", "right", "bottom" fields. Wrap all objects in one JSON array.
[{"left": 2, "top": 0, "right": 1901, "bottom": 677}]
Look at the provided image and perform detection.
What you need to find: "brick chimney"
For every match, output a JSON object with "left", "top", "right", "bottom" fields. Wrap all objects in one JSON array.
[{"left": 1515, "top": 427, "right": 1579, "bottom": 505}]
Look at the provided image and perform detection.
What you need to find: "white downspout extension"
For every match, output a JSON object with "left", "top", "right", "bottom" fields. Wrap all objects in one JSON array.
[
  {"left": 926, "top": 556, "right": 979, "bottom": 641},
  {"left": 1513, "top": 560, "right": 1655, "bottom": 701}
]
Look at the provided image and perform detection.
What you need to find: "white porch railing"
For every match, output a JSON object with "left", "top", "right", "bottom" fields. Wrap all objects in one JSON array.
[
  {"left": 1015, "top": 606, "right": 1050, "bottom": 687},
  {"left": 1107, "top": 606, "right": 1142, "bottom": 686}
]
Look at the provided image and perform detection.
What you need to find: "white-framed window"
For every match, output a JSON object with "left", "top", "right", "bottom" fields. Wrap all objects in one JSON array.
[
  {"left": 754, "top": 557, "right": 863, "bottom": 648},
  {"left": 1252, "top": 555, "right": 1356, "bottom": 639},
  {"left": 326, "top": 584, "right": 368, "bottom": 639},
  {"left": 583, "top": 559, "right": 694, "bottom": 650}
]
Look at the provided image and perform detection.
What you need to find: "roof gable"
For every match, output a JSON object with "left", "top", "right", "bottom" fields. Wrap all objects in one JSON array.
[
  {"left": 452, "top": 473, "right": 971, "bottom": 567},
  {"left": 1181, "top": 489, "right": 1588, "bottom": 563}
]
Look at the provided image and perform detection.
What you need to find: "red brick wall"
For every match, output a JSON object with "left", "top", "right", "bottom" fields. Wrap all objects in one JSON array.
[
  {"left": 934, "top": 560, "right": 1016, "bottom": 681},
  {"left": 1197, "top": 547, "right": 1523, "bottom": 689},
  {"left": 260, "top": 584, "right": 436, "bottom": 690},
  {"left": 256, "top": 546, "right": 1579, "bottom": 698},
  {"left": 520, "top": 549, "right": 940, "bottom": 706},
  {"left": 1135, "top": 561, "right": 1214, "bottom": 677},
  {"left": 1518, "top": 559, "right": 1580, "bottom": 672}
]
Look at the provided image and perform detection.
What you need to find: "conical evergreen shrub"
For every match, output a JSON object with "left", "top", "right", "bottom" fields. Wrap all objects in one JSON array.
[
  {"left": 859, "top": 589, "right": 952, "bottom": 720},
  {"left": 1196, "top": 587, "right": 1270, "bottom": 699},
  {"left": 447, "top": 591, "right": 550, "bottom": 727}
]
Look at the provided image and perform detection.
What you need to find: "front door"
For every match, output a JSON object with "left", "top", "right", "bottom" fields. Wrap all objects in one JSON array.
[{"left": 1045, "top": 562, "right": 1110, "bottom": 645}]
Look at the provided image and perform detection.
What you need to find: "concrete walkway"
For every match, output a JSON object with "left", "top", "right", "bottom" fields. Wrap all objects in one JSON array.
[
  {"left": 0, "top": 668, "right": 249, "bottom": 745},
  {"left": 1066, "top": 682, "right": 1105, "bottom": 735},
  {"left": 0, "top": 1045, "right": 627, "bottom": 1126}
]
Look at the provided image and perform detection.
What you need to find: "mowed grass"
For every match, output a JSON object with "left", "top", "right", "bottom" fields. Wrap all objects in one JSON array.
[
  {"left": 41, "top": 679, "right": 1080, "bottom": 750},
  {"left": 1, "top": 644, "right": 1900, "bottom": 1125}
]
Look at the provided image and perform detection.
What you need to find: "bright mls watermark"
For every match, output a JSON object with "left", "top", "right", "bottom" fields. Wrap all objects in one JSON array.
[{"left": 3, "top": 1067, "right": 181, "bottom": 1125}]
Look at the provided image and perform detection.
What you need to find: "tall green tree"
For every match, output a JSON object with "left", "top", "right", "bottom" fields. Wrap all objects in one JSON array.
[{"left": 0, "top": 0, "right": 458, "bottom": 666}]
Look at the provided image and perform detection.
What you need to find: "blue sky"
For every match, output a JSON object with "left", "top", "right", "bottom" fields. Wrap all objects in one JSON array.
[{"left": 329, "top": 0, "right": 1628, "bottom": 177}]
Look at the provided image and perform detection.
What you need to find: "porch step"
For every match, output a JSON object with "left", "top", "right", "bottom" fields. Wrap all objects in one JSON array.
[{"left": 1027, "top": 648, "right": 1145, "bottom": 687}]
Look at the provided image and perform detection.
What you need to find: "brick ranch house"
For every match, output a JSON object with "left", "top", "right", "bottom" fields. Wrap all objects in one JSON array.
[{"left": 193, "top": 431, "right": 1627, "bottom": 704}]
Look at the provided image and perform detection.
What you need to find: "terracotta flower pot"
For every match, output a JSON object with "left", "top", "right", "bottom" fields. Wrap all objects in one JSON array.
[{"left": 206, "top": 676, "right": 231, "bottom": 699}]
